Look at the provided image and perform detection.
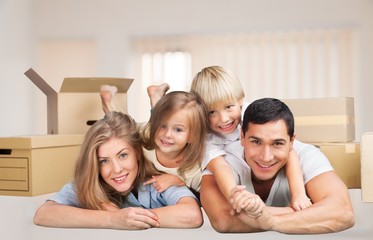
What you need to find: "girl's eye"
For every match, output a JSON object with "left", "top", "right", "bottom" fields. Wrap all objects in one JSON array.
[{"left": 175, "top": 128, "right": 183, "bottom": 132}]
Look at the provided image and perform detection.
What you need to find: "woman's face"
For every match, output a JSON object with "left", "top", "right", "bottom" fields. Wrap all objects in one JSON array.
[{"left": 98, "top": 137, "right": 138, "bottom": 194}]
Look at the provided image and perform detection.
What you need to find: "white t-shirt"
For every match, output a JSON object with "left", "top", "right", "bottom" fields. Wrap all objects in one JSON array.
[{"left": 221, "top": 139, "right": 334, "bottom": 207}]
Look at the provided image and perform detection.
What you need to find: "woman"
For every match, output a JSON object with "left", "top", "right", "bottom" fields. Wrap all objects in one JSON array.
[{"left": 33, "top": 111, "right": 203, "bottom": 230}]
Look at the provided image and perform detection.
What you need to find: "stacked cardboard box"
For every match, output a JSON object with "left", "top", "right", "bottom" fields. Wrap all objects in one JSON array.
[
  {"left": 282, "top": 97, "right": 359, "bottom": 189},
  {"left": 361, "top": 132, "right": 373, "bottom": 202},
  {"left": 0, "top": 69, "right": 133, "bottom": 196},
  {"left": 0, "top": 134, "right": 83, "bottom": 196}
]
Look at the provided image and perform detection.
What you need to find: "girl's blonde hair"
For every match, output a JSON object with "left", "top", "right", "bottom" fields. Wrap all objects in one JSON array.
[
  {"left": 74, "top": 111, "right": 160, "bottom": 210},
  {"left": 141, "top": 91, "right": 208, "bottom": 177},
  {"left": 191, "top": 66, "right": 245, "bottom": 112}
]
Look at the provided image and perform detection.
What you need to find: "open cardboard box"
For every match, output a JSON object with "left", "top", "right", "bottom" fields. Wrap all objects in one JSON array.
[{"left": 25, "top": 68, "right": 133, "bottom": 134}]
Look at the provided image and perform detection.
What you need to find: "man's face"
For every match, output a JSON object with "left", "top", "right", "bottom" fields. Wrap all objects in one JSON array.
[{"left": 240, "top": 120, "right": 294, "bottom": 182}]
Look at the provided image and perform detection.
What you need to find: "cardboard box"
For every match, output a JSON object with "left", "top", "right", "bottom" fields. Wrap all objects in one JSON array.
[
  {"left": 361, "top": 132, "right": 373, "bottom": 202},
  {"left": 282, "top": 97, "right": 355, "bottom": 143},
  {"left": 0, "top": 134, "right": 83, "bottom": 196},
  {"left": 25, "top": 68, "right": 133, "bottom": 134},
  {"left": 311, "top": 142, "right": 360, "bottom": 189}
]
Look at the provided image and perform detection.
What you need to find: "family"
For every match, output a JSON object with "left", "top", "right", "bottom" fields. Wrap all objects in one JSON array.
[{"left": 33, "top": 66, "right": 355, "bottom": 234}]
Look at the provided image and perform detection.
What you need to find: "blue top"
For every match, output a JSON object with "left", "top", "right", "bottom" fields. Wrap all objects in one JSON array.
[{"left": 49, "top": 182, "right": 198, "bottom": 209}]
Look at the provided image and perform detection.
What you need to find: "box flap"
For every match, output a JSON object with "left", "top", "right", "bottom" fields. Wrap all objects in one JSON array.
[
  {"left": 24, "top": 68, "right": 57, "bottom": 96},
  {"left": 60, "top": 77, "right": 133, "bottom": 93},
  {"left": 0, "top": 134, "right": 83, "bottom": 149}
]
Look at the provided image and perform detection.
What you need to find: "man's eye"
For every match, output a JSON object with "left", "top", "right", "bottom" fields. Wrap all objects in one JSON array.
[{"left": 274, "top": 142, "right": 285, "bottom": 146}]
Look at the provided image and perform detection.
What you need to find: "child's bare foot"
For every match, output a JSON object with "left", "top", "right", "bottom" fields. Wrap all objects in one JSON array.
[
  {"left": 100, "top": 85, "right": 118, "bottom": 114},
  {"left": 147, "top": 83, "right": 170, "bottom": 108}
]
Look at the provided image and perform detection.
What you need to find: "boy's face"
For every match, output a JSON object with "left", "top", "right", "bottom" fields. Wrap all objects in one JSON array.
[
  {"left": 240, "top": 120, "right": 294, "bottom": 182},
  {"left": 208, "top": 99, "right": 243, "bottom": 135}
]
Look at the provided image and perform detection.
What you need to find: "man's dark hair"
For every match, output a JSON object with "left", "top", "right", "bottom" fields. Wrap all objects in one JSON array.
[{"left": 242, "top": 98, "right": 295, "bottom": 138}]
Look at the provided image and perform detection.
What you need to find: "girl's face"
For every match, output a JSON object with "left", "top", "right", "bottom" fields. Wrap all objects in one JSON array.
[
  {"left": 98, "top": 137, "right": 138, "bottom": 194},
  {"left": 155, "top": 109, "right": 190, "bottom": 156},
  {"left": 208, "top": 99, "right": 243, "bottom": 135}
]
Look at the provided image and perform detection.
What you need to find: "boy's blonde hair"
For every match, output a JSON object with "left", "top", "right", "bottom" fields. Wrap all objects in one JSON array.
[
  {"left": 141, "top": 91, "right": 208, "bottom": 177},
  {"left": 191, "top": 66, "right": 245, "bottom": 111}
]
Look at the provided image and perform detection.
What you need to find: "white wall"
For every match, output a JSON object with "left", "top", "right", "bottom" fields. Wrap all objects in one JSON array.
[{"left": 1, "top": 0, "right": 372, "bottom": 139}]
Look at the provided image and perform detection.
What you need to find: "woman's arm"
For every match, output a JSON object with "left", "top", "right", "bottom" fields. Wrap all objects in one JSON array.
[
  {"left": 150, "top": 197, "right": 203, "bottom": 228},
  {"left": 33, "top": 200, "right": 160, "bottom": 230}
]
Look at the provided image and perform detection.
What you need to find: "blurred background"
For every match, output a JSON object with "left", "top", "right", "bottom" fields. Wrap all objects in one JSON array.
[{"left": 1, "top": 0, "right": 372, "bottom": 139}]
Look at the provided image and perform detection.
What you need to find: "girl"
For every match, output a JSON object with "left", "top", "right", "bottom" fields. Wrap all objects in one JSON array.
[
  {"left": 33, "top": 111, "right": 203, "bottom": 229},
  {"left": 141, "top": 91, "right": 209, "bottom": 194}
]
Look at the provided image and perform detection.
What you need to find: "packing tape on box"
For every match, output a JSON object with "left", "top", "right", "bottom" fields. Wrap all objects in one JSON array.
[{"left": 295, "top": 115, "right": 354, "bottom": 126}]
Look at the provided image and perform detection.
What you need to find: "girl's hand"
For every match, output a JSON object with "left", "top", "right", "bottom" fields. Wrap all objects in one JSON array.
[{"left": 143, "top": 174, "right": 185, "bottom": 192}]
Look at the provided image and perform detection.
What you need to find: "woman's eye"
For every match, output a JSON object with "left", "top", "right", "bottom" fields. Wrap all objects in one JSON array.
[
  {"left": 99, "top": 159, "right": 108, "bottom": 165},
  {"left": 119, "top": 153, "right": 128, "bottom": 159}
]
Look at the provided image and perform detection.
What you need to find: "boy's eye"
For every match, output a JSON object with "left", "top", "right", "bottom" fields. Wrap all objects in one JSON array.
[{"left": 208, "top": 111, "right": 216, "bottom": 116}]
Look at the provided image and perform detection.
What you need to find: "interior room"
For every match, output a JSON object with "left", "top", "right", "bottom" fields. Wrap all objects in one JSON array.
[{"left": 1, "top": 0, "right": 372, "bottom": 239}]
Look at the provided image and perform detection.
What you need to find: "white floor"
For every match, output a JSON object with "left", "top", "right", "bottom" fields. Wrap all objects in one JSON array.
[{"left": 2, "top": 189, "right": 372, "bottom": 240}]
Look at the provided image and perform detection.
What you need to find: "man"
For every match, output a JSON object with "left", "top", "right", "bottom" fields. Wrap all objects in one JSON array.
[{"left": 200, "top": 98, "right": 354, "bottom": 234}]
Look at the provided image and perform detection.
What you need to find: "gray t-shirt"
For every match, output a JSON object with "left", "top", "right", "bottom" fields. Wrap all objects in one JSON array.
[{"left": 49, "top": 182, "right": 198, "bottom": 209}]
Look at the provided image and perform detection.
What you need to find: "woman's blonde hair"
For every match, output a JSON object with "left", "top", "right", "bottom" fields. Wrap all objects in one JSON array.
[
  {"left": 141, "top": 91, "right": 208, "bottom": 177},
  {"left": 191, "top": 66, "right": 245, "bottom": 112},
  {"left": 74, "top": 111, "right": 160, "bottom": 210}
]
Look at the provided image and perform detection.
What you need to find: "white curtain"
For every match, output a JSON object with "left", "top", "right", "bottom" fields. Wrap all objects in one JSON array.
[{"left": 131, "top": 28, "right": 356, "bottom": 122}]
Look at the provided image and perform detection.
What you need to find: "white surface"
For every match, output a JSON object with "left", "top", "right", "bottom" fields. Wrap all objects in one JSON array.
[{"left": 1, "top": 189, "right": 372, "bottom": 240}]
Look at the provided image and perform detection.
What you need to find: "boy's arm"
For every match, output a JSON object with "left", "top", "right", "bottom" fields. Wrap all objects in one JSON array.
[
  {"left": 286, "top": 149, "right": 311, "bottom": 210},
  {"left": 206, "top": 155, "right": 237, "bottom": 201}
]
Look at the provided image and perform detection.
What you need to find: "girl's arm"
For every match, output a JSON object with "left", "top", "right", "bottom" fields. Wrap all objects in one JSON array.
[
  {"left": 150, "top": 197, "right": 203, "bottom": 228},
  {"left": 286, "top": 150, "right": 311, "bottom": 210},
  {"left": 143, "top": 174, "right": 186, "bottom": 192},
  {"left": 206, "top": 155, "right": 237, "bottom": 201},
  {"left": 33, "top": 200, "right": 160, "bottom": 230}
]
